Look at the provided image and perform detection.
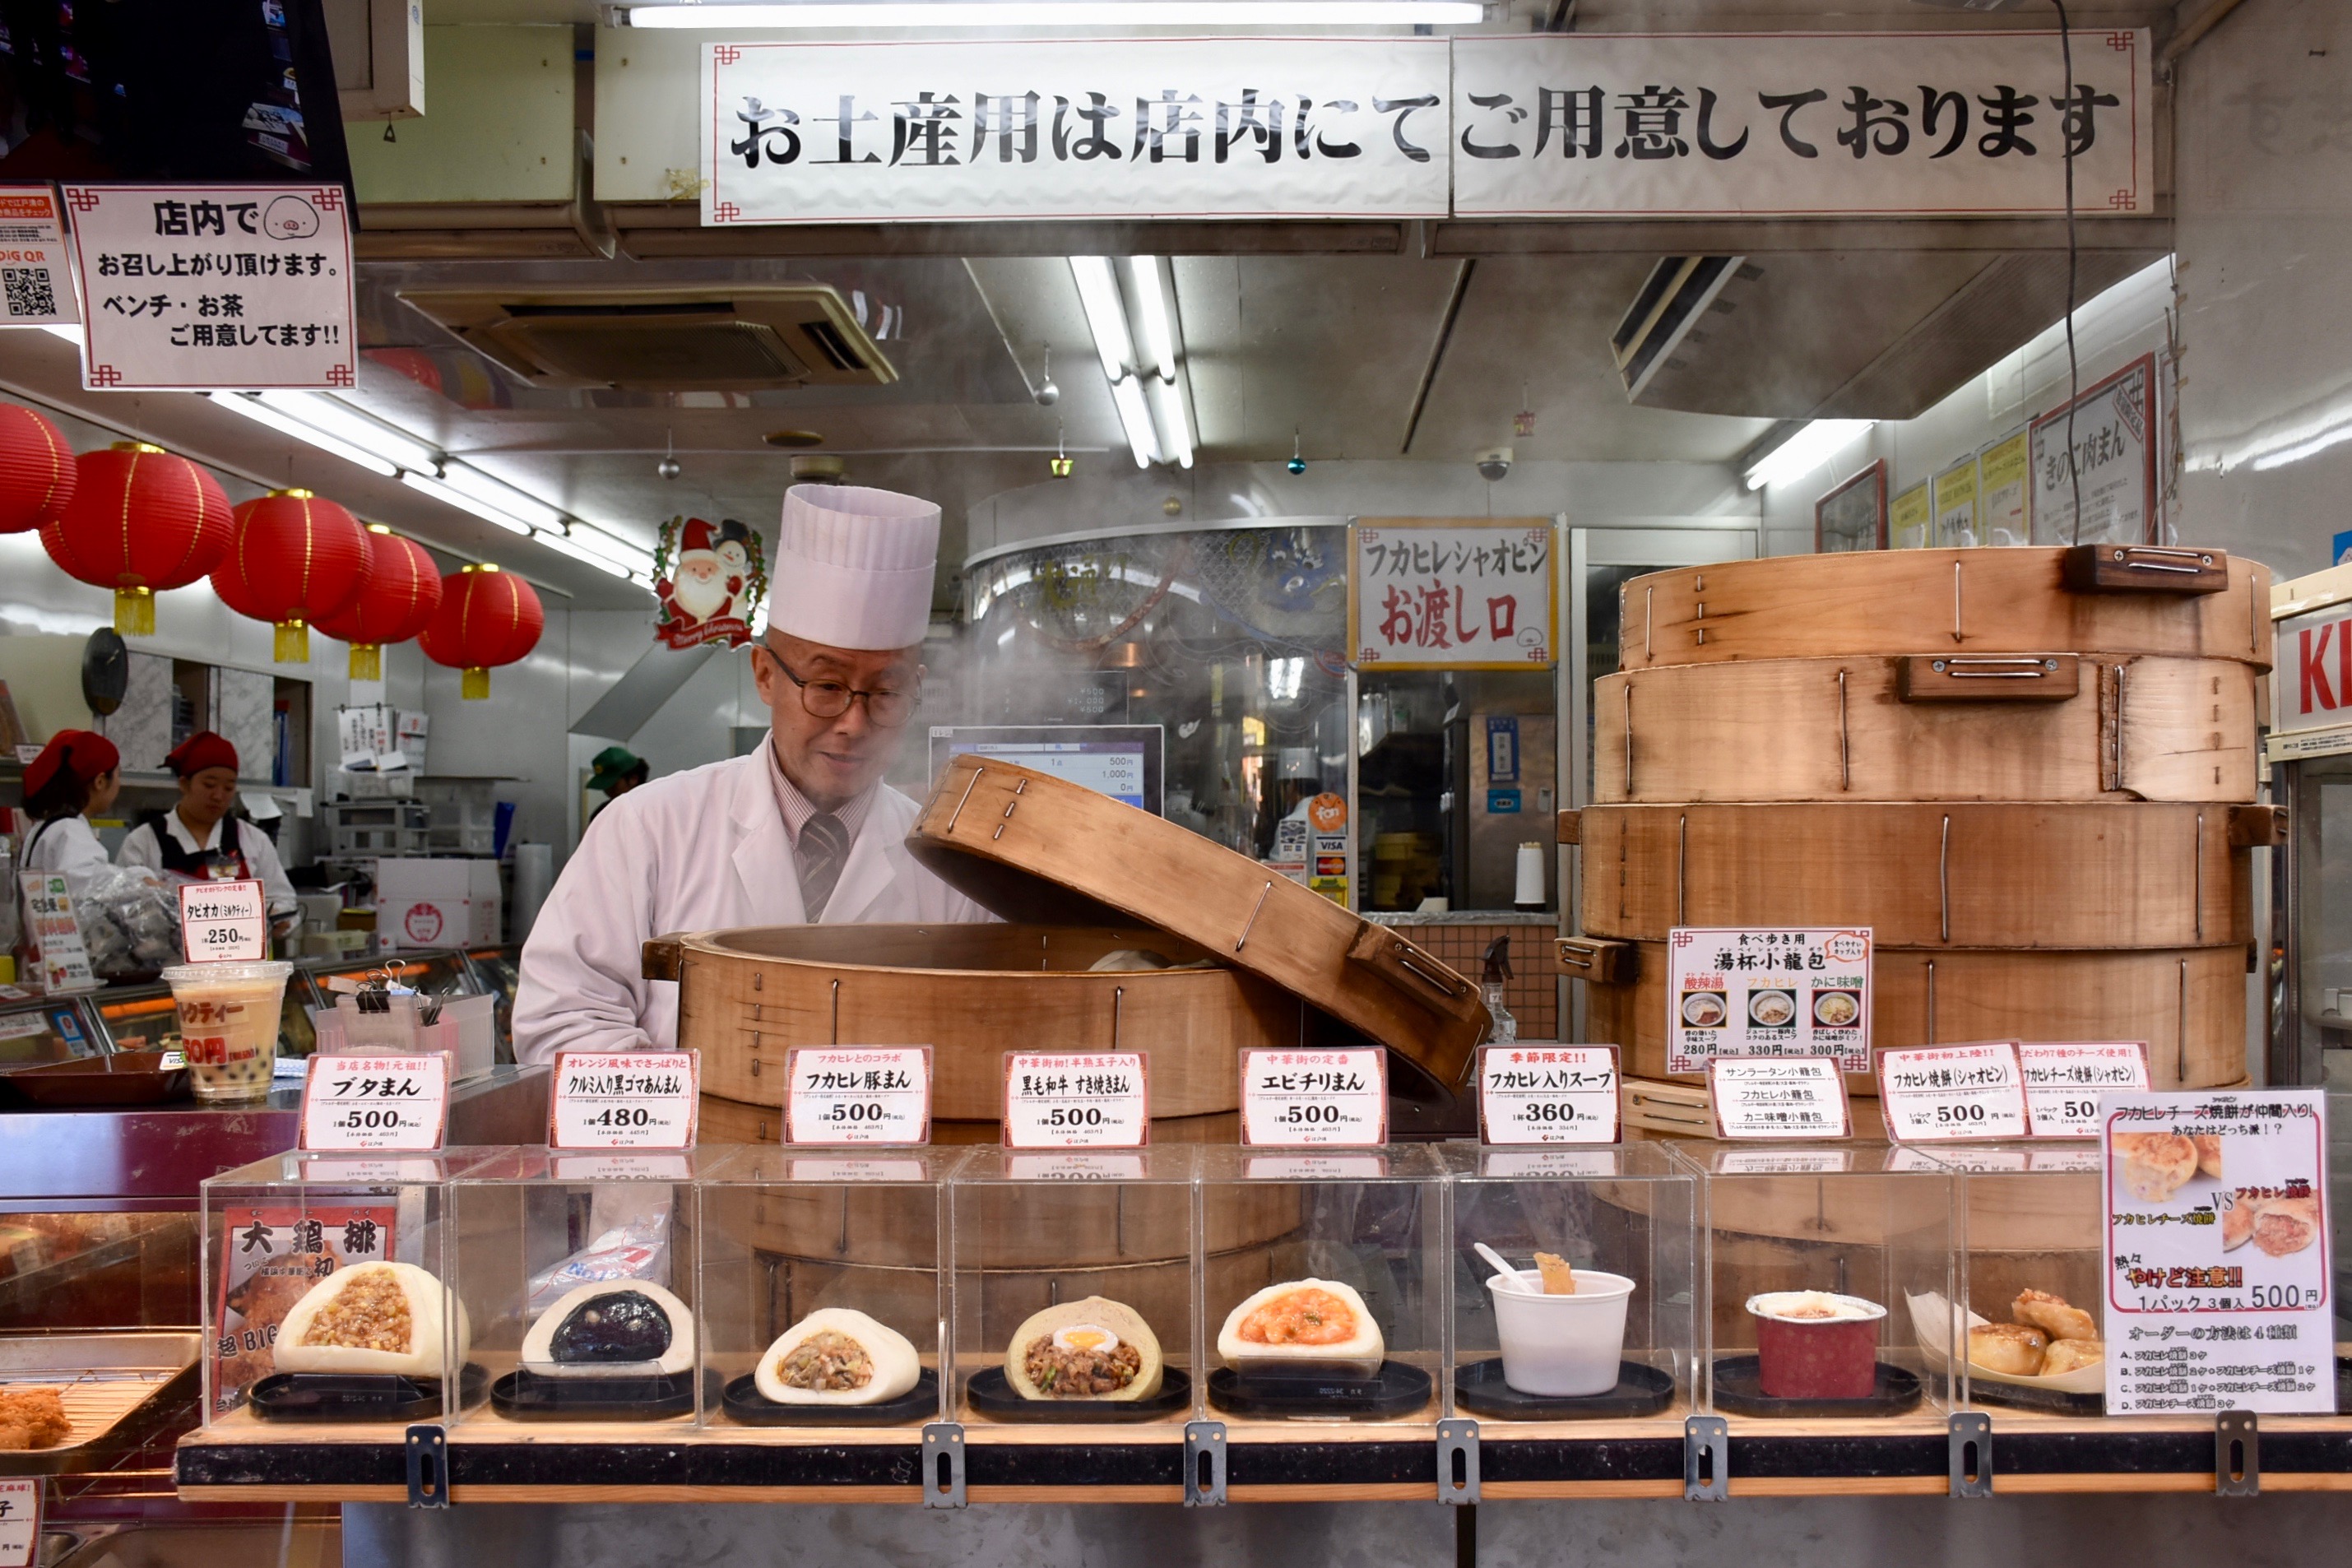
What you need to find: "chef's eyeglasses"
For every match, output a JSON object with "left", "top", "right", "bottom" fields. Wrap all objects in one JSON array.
[{"left": 763, "top": 649, "right": 920, "bottom": 727}]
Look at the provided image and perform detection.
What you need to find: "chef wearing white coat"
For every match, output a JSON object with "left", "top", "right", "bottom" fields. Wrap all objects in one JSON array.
[{"left": 513, "top": 484, "right": 991, "bottom": 1065}]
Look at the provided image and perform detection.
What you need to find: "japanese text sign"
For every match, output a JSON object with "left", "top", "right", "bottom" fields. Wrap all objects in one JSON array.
[
  {"left": 16, "top": 871, "right": 95, "bottom": 995},
  {"left": 63, "top": 183, "right": 357, "bottom": 390},
  {"left": 179, "top": 879, "right": 267, "bottom": 964},
  {"left": 704, "top": 38, "right": 1452, "bottom": 225},
  {"left": 784, "top": 1046, "right": 932, "bottom": 1146},
  {"left": 1003, "top": 1051, "right": 1148, "bottom": 1148},
  {"left": 1240, "top": 1046, "right": 1387, "bottom": 1146},
  {"left": 2274, "top": 603, "right": 2352, "bottom": 749},
  {"left": 0, "top": 1478, "right": 35, "bottom": 1568},
  {"left": 1667, "top": 926, "right": 1871, "bottom": 1074},
  {"left": 209, "top": 1201, "right": 396, "bottom": 1413},
  {"left": 299, "top": 1054, "right": 448, "bottom": 1152},
  {"left": 1452, "top": 31, "right": 2152, "bottom": 219},
  {"left": 1876, "top": 1041, "right": 2030, "bottom": 1142},
  {"left": 2020, "top": 1041, "right": 2150, "bottom": 1139},
  {"left": 1351, "top": 520, "right": 1555, "bottom": 669},
  {"left": 2030, "top": 352, "right": 2155, "bottom": 547},
  {"left": 0, "top": 186, "right": 76, "bottom": 327},
  {"left": 1709, "top": 1056, "right": 1852, "bottom": 1140},
  {"left": 550, "top": 1050, "right": 700, "bottom": 1150},
  {"left": 2103, "top": 1090, "right": 2335, "bottom": 1416},
  {"left": 1478, "top": 1044, "right": 1621, "bottom": 1144}
]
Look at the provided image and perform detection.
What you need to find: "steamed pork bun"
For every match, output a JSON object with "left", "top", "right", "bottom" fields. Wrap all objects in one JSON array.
[
  {"left": 1003, "top": 1297, "right": 1164, "bottom": 1401},
  {"left": 274, "top": 1261, "right": 468, "bottom": 1378},
  {"left": 1217, "top": 1279, "right": 1385, "bottom": 1375},
  {"left": 754, "top": 1308, "right": 920, "bottom": 1406},
  {"left": 522, "top": 1281, "right": 696, "bottom": 1375}
]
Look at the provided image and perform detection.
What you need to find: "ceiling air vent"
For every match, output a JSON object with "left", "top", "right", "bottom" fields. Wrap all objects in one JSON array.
[{"left": 396, "top": 285, "right": 898, "bottom": 392}]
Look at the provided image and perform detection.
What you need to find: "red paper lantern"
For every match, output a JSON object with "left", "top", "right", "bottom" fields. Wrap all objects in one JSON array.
[
  {"left": 313, "top": 526, "right": 443, "bottom": 681},
  {"left": 419, "top": 563, "right": 544, "bottom": 699},
  {"left": 0, "top": 403, "right": 75, "bottom": 535},
  {"left": 211, "top": 489, "right": 373, "bottom": 663},
  {"left": 43, "top": 442, "right": 232, "bottom": 634}
]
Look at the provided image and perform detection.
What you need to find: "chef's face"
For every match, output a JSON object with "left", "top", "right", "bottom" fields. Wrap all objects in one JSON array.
[
  {"left": 754, "top": 631, "right": 922, "bottom": 811},
  {"left": 178, "top": 767, "right": 239, "bottom": 833}
]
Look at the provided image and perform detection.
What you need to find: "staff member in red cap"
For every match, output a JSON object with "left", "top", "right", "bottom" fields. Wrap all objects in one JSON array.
[
  {"left": 20, "top": 730, "right": 122, "bottom": 883},
  {"left": 116, "top": 731, "right": 299, "bottom": 932}
]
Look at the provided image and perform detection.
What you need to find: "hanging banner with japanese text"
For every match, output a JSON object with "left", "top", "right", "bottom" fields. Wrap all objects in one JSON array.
[
  {"left": 1452, "top": 31, "right": 2152, "bottom": 219},
  {"left": 703, "top": 38, "right": 1452, "bottom": 225},
  {"left": 1349, "top": 519, "right": 1556, "bottom": 670},
  {"left": 62, "top": 184, "right": 357, "bottom": 391}
]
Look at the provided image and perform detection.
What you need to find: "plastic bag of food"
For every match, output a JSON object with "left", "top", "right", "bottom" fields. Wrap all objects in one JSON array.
[
  {"left": 524, "top": 1209, "right": 671, "bottom": 1316},
  {"left": 74, "top": 865, "right": 183, "bottom": 975}
]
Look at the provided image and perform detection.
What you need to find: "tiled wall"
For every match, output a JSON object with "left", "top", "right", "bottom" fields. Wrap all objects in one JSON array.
[{"left": 1384, "top": 920, "right": 1558, "bottom": 1040}]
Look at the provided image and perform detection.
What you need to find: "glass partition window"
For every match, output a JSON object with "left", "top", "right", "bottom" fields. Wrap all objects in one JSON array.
[{"left": 1928, "top": 1144, "right": 2107, "bottom": 1417}]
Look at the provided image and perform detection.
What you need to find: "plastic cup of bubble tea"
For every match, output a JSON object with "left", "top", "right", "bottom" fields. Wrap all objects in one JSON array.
[
  {"left": 1746, "top": 1291, "right": 1886, "bottom": 1400},
  {"left": 1487, "top": 1269, "right": 1636, "bottom": 1397},
  {"left": 161, "top": 960, "right": 293, "bottom": 1102}
]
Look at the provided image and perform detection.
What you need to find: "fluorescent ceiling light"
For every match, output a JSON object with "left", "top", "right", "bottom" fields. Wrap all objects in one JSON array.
[
  {"left": 1743, "top": 420, "right": 1876, "bottom": 492},
  {"left": 535, "top": 528, "right": 638, "bottom": 581},
  {"left": 436, "top": 461, "right": 568, "bottom": 533},
  {"left": 559, "top": 525, "right": 651, "bottom": 573},
  {"left": 1145, "top": 373, "right": 1192, "bottom": 469},
  {"left": 1109, "top": 375, "right": 1158, "bottom": 468},
  {"left": 1126, "top": 257, "right": 1177, "bottom": 383},
  {"left": 400, "top": 469, "right": 533, "bottom": 536},
  {"left": 208, "top": 392, "right": 400, "bottom": 477},
  {"left": 1069, "top": 257, "right": 1133, "bottom": 384},
  {"left": 618, "top": 2, "right": 1484, "bottom": 27},
  {"left": 257, "top": 392, "right": 441, "bottom": 474}
]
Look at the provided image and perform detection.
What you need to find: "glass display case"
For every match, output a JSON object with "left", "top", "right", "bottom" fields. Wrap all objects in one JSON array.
[
  {"left": 93, "top": 977, "right": 318, "bottom": 1061},
  {"left": 1923, "top": 1143, "right": 2107, "bottom": 1418},
  {"left": 698, "top": 1145, "right": 958, "bottom": 1428},
  {"left": 1195, "top": 1144, "right": 1447, "bottom": 1426},
  {"left": 1444, "top": 1142, "right": 1697, "bottom": 1424},
  {"left": 1682, "top": 1142, "right": 1955, "bottom": 1419},
  {"left": 0, "top": 994, "right": 105, "bottom": 1073},
  {"left": 948, "top": 1146, "right": 1201, "bottom": 1427},
  {"left": 448, "top": 1148, "right": 720, "bottom": 1428}
]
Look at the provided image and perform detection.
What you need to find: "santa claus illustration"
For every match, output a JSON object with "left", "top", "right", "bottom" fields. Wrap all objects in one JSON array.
[{"left": 656, "top": 517, "right": 742, "bottom": 630}]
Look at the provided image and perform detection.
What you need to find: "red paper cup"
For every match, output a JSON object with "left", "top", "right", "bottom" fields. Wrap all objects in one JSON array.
[{"left": 1747, "top": 1292, "right": 1885, "bottom": 1399}]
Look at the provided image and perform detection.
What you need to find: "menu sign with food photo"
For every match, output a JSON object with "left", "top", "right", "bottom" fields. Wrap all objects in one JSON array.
[
  {"left": 208, "top": 1204, "right": 398, "bottom": 1414},
  {"left": 2102, "top": 1090, "right": 2334, "bottom": 1415},
  {"left": 1666, "top": 927, "right": 1872, "bottom": 1074}
]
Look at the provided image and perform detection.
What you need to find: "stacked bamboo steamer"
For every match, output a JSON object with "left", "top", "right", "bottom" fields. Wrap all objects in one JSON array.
[{"left": 1558, "top": 545, "right": 2280, "bottom": 1093}]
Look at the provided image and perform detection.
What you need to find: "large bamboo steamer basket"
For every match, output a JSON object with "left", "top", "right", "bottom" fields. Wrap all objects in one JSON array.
[
  {"left": 1581, "top": 942, "right": 2247, "bottom": 1092},
  {"left": 1619, "top": 546, "right": 2272, "bottom": 671},
  {"left": 1570, "top": 802, "right": 2272, "bottom": 949},
  {"left": 908, "top": 756, "right": 1489, "bottom": 1083},
  {"left": 666, "top": 922, "right": 1301, "bottom": 1121},
  {"left": 1592, "top": 655, "right": 2258, "bottom": 804}
]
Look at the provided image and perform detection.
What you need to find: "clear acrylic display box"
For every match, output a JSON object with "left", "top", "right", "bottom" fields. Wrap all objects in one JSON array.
[
  {"left": 1444, "top": 1141, "right": 1698, "bottom": 1424},
  {"left": 200, "top": 1148, "right": 505, "bottom": 1427},
  {"left": 697, "top": 1144, "right": 961, "bottom": 1429},
  {"left": 1678, "top": 1141, "right": 1956, "bottom": 1418},
  {"left": 1195, "top": 1144, "right": 1449, "bottom": 1427}
]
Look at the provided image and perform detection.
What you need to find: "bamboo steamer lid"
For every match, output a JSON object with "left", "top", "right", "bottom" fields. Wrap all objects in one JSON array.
[
  {"left": 1618, "top": 546, "right": 2272, "bottom": 671},
  {"left": 907, "top": 756, "right": 1489, "bottom": 1083}
]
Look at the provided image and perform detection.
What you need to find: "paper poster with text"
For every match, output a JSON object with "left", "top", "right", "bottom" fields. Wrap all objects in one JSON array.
[{"left": 1668, "top": 927, "right": 1870, "bottom": 1074}]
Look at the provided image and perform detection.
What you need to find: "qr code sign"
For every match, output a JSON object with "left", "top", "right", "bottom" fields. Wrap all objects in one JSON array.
[{"left": 2, "top": 266, "right": 56, "bottom": 318}]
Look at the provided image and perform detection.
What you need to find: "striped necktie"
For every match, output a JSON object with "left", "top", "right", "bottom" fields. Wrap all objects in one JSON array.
[{"left": 797, "top": 812, "right": 851, "bottom": 920}]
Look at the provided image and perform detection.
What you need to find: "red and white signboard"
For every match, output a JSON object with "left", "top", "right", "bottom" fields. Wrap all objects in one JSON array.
[
  {"left": 2274, "top": 603, "right": 2352, "bottom": 759},
  {"left": 1876, "top": 1041, "right": 2030, "bottom": 1143},
  {"left": 62, "top": 183, "right": 357, "bottom": 390},
  {"left": 1350, "top": 522, "right": 1555, "bottom": 670},
  {"left": 2020, "top": 1041, "right": 2150, "bottom": 1139},
  {"left": 1240, "top": 1046, "right": 1387, "bottom": 1147},
  {"left": 0, "top": 1478, "right": 38, "bottom": 1568},
  {"left": 549, "top": 1051, "right": 699, "bottom": 1150},
  {"left": 1002, "top": 1051, "right": 1148, "bottom": 1149},
  {"left": 0, "top": 186, "right": 77, "bottom": 327},
  {"left": 179, "top": 879, "right": 267, "bottom": 963},
  {"left": 1709, "top": 1055, "right": 1852, "bottom": 1140},
  {"left": 785, "top": 1046, "right": 931, "bottom": 1145},
  {"left": 299, "top": 1054, "right": 448, "bottom": 1152},
  {"left": 1478, "top": 1044, "right": 1621, "bottom": 1145}
]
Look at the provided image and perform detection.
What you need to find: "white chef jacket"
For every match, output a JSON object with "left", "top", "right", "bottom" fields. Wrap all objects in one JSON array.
[
  {"left": 116, "top": 811, "right": 300, "bottom": 921},
  {"left": 21, "top": 814, "right": 111, "bottom": 884},
  {"left": 512, "top": 750, "right": 992, "bottom": 1065}
]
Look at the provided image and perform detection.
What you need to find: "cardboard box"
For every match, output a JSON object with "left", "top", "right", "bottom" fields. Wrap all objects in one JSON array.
[{"left": 372, "top": 858, "right": 502, "bottom": 949}]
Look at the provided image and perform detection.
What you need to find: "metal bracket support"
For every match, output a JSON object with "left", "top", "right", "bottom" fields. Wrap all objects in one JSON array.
[
  {"left": 1948, "top": 1412, "right": 1992, "bottom": 1498},
  {"left": 1683, "top": 1415, "right": 1728, "bottom": 1501},
  {"left": 1436, "top": 1417, "right": 1480, "bottom": 1504},
  {"left": 1185, "top": 1420, "right": 1227, "bottom": 1505},
  {"left": 403, "top": 1424, "right": 448, "bottom": 1509},
  {"left": 2216, "top": 1411, "right": 2259, "bottom": 1496},
  {"left": 921, "top": 1422, "right": 967, "bottom": 1508}
]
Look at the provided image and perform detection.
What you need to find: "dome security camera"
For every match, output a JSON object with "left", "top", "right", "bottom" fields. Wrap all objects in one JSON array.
[{"left": 1476, "top": 446, "right": 1514, "bottom": 482}]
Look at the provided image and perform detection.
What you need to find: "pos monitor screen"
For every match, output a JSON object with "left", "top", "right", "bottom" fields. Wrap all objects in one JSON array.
[{"left": 928, "top": 725, "right": 1163, "bottom": 815}]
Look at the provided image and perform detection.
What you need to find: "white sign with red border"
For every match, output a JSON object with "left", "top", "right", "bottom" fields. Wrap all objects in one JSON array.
[
  {"left": 0, "top": 1477, "right": 39, "bottom": 1566},
  {"left": 1708, "top": 1055, "right": 1852, "bottom": 1140},
  {"left": 1667, "top": 926, "right": 1872, "bottom": 1074},
  {"left": 1240, "top": 1046, "right": 1387, "bottom": 1147},
  {"left": 784, "top": 1046, "right": 932, "bottom": 1146},
  {"left": 549, "top": 1050, "right": 700, "bottom": 1150},
  {"left": 1876, "top": 1041, "right": 2030, "bottom": 1143},
  {"left": 299, "top": 1053, "right": 448, "bottom": 1153},
  {"left": 0, "top": 186, "right": 77, "bottom": 327},
  {"left": 178, "top": 879, "right": 267, "bottom": 964},
  {"left": 1478, "top": 1044, "right": 1621, "bottom": 1144},
  {"left": 1002, "top": 1051, "right": 1148, "bottom": 1149},
  {"left": 2020, "top": 1041, "right": 2151, "bottom": 1139}
]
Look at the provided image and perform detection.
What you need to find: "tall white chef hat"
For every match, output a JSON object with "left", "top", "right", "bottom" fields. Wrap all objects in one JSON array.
[{"left": 769, "top": 484, "right": 941, "bottom": 651}]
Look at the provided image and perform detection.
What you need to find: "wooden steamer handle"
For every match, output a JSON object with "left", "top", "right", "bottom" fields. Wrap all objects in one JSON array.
[
  {"left": 1554, "top": 936, "right": 1637, "bottom": 984},
  {"left": 643, "top": 935, "right": 685, "bottom": 981},
  {"left": 1343, "top": 925, "right": 1482, "bottom": 1023},
  {"left": 2061, "top": 545, "right": 2229, "bottom": 595},
  {"left": 1895, "top": 654, "right": 2079, "bottom": 703}
]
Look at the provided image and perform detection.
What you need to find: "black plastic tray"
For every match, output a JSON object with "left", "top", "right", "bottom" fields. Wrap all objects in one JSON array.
[
  {"left": 1208, "top": 1360, "right": 1433, "bottom": 1420},
  {"left": 722, "top": 1369, "right": 939, "bottom": 1427},
  {"left": 1453, "top": 1357, "right": 1675, "bottom": 1421},
  {"left": 249, "top": 1364, "right": 488, "bottom": 1423},
  {"left": 1709, "top": 1356, "right": 1923, "bottom": 1419},
  {"left": 490, "top": 1366, "right": 712, "bottom": 1421},
  {"left": 963, "top": 1366, "right": 1192, "bottom": 1423},
  {"left": 1962, "top": 1373, "right": 2104, "bottom": 1417}
]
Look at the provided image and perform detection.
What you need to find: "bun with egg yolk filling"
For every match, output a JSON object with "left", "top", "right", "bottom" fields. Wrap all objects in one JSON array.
[{"left": 1003, "top": 1297, "right": 1163, "bottom": 1401}]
